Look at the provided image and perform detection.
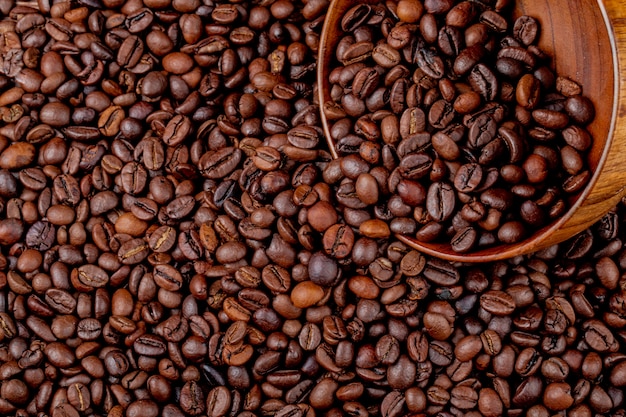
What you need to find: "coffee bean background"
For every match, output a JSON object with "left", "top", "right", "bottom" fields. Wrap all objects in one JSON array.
[{"left": 0, "top": 0, "right": 623, "bottom": 417}]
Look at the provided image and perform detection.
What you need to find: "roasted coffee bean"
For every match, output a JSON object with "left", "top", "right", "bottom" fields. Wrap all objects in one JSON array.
[
  {"left": 200, "top": 147, "right": 242, "bottom": 179},
  {"left": 323, "top": 224, "right": 355, "bottom": 259},
  {"left": 451, "top": 227, "right": 477, "bottom": 253},
  {"left": 513, "top": 15, "right": 539, "bottom": 45},
  {"left": 426, "top": 182, "right": 455, "bottom": 222},
  {"left": 72, "top": 264, "right": 109, "bottom": 291},
  {"left": 481, "top": 290, "right": 516, "bottom": 316}
]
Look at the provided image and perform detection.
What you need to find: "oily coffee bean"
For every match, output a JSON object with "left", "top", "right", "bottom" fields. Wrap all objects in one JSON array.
[{"left": 426, "top": 182, "right": 456, "bottom": 222}]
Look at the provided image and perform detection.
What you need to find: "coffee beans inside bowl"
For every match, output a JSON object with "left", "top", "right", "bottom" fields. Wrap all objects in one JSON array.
[{"left": 323, "top": 0, "right": 596, "bottom": 252}]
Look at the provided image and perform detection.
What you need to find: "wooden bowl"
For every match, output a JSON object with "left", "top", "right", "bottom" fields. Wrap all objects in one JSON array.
[{"left": 317, "top": 0, "right": 626, "bottom": 263}]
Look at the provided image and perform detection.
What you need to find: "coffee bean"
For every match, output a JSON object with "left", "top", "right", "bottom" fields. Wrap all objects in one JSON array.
[
  {"left": 513, "top": 15, "right": 539, "bottom": 45},
  {"left": 200, "top": 147, "right": 242, "bottom": 179},
  {"left": 118, "top": 239, "right": 149, "bottom": 264},
  {"left": 341, "top": 5, "right": 372, "bottom": 32},
  {"left": 134, "top": 334, "right": 167, "bottom": 356},
  {"left": 180, "top": 381, "right": 205, "bottom": 415},
  {"left": 308, "top": 252, "right": 338, "bottom": 287},
  {"left": 72, "top": 264, "right": 109, "bottom": 291},
  {"left": 481, "top": 290, "right": 516, "bottom": 315},
  {"left": 544, "top": 382, "right": 574, "bottom": 411},
  {"left": 426, "top": 182, "right": 455, "bottom": 222},
  {"left": 372, "top": 44, "right": 401, "bottom": 68},
  {"left": 451, "top": 226, "right": 477, "bottom": 253},
  {"left": 323, "top": 224, "right": 355, "bottom": 259},
  {"left": 479, "top": 388, "right": 504, "bottom": 417}
]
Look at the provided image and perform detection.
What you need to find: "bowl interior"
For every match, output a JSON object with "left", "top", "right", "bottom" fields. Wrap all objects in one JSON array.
[
  {"left": 514, "top": 0, "right": 614, "bottom": 174},
  {"left": 318, "top": 0, "right": 616, "bottom": 262}
]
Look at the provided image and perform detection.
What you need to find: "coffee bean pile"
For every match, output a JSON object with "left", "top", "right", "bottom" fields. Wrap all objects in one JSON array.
[
  {"left": 323, "top": 0, "right": 596, "bottom": 252},
  {"left": 0, "top": 0, "right": 623, "bottom": 417}
]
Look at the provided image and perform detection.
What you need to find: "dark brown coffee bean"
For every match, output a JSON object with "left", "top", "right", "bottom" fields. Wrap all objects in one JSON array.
[
  {"left": 426, "top": 182, "right": 455, "bottom": 222},
  {"left": 341, "top": 5, "right": 372, "bottom": 31},
  {"left": 468, "top": 114, "right": 497, "bottom": 149},
  {"left": 262, "top": 264, "right": 291, "bottom": 293},
  {"left": 565, "top": 95, "right": 595, "bottom": 125},
  {"left": 323, "top": 224, "right": 355, "bottom": 259},
  {"left": 516, "top": 74, "right": 541, "bottom": 109},
  {"left": 513, "top": 16, "right": 539, "bottom": 45},
  {"left": 470, "top": 64, "right": 499, "bottom": 101},
  {"left": 583, "top": 319, "right": 618, "bottom": 352},
  {"left": 180, "top": 381, "right": 205, "bottom": 415},
  {"left": 148, "top": 226, "right": 176, "bottom": 253},
  {"left": 497, "top": 221, "right": 526, "bottom": 243},
  {"left": 118, "top": 238, "right": 149, "bottom": 265},
  {"left": 200, "top": 147, "right": 242, "bottom": 179},
  {"left": 481, "top": 290, "right": 516, "bottom": 316},
  {"left": 451, "top": 226, "right": 477, "bottom": 253},
  {"left": 479, "top": 388, "right": 504, "bottom": 417},
  {"left": 134, "top": 334, "right": 167, "bottom": 356},
  {"left": 423, "top": 258, "right": 459, "bottom": 286},
  {"left": 72, "top": 264, "right": 109, "bottom": 291},
  {"left": 372, "top": 44, "right": 401, "bottom": 68},
  {"left": 288, "top": 125, "right": 321, "bottom": 149}
]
